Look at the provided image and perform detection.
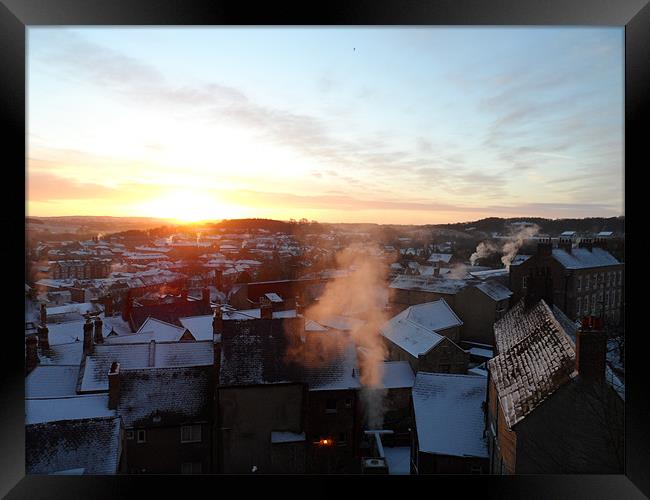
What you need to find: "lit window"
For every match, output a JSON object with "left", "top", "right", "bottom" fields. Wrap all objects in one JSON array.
[
  {"left": 137, "top": 429, "right": 146, "bottom": 443},
  {"left": 181, "top": 424, "right": 202, "bottom": 443}
]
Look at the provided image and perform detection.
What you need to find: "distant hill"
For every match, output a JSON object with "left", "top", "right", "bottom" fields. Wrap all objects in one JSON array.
[{"left": 436, "top": 216, "right": 625, "bottom": 237}]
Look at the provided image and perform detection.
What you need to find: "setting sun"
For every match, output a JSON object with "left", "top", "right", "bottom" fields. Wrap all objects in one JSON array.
[{"left": 135, "top": 190, "right": 246, "bottom": 223}]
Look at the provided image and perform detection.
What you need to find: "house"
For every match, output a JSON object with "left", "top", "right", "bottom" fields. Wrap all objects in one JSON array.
[
  {"left": 454, "top": 281, "right": 512, "bottom": 345},
  {"left": 375, "top": 361, "right": 415, "bottom": 441},
  {"left": 411, "top": 372, "right": 488, "bottom": 474},
  {"left": 486, "top": 299, "right": 624, "bottom": 474},
  {"left": 111, "top": 364, "right": 214, "bottom": 474},
  {"left": 389, "top": 275, "right": 475, "bottom": 315},
  {"left": 509, "top": 239, "right": 623, "bottom": 322},
  {"left": 380, "top": 300, "right": 468, "bottom": 374}
]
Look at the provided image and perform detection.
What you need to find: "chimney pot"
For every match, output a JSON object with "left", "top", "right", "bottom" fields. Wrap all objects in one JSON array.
[
  {"left": 94, "top": 318, "right": 104, "bottom": 344},
  {"left": 83, "top": 319, "right": 94, "bottom": 355},
  {"left": 37, "top": 325, "right": 49, "bottom": 350}
]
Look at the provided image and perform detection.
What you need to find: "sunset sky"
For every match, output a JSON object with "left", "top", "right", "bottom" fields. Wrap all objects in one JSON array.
[{"left": 27, "top": 27, "right": 624, "bottom": 224}]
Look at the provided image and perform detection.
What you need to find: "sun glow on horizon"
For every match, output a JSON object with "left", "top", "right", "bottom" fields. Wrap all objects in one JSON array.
[{"left": 134, "top": 190, "right": 248, "bottom": 223}]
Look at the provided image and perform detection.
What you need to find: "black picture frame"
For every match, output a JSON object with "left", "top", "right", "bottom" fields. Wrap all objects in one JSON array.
[{"left": 1, "top": 0, "right": 646, "bottom": 498}]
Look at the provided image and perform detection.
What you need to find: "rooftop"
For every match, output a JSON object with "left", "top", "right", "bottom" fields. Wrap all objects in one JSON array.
[
  {"left": 552, "top": 247, "right": 620, "bottom": 270},
  {"left": 26, "top": 394, "right": 115, "bottom": 425}
]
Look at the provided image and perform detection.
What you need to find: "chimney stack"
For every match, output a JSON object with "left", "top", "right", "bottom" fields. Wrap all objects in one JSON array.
[
  {"left": 202, "top": 287, "right": 211, "bottom": 306},
  {"left": 105, "top": 294, "right": 113, "bottom": 317},
  {"left": 433, "top": 262, "right": 440, "bottom": 276},
  {"left": 108, "top": 362, "right": 120, "bottom": 410},
  {"left": 83, "top": 319, "right": 94, "bottom": 355},
  {"left": 536, "top": 238, "right": 552, "bottom": 257},
  {"left": 576, "top": 316, "right": 607, "bottom": 383},
  {"left": 26, "top": 335, "right": 39, "bottom": 375},
  {"left": 295, "top": 295, "right": 303, "bottom": 315},
  {"left": 39, "top": 303, "right": 47, "bottom": 325},
  {"left": 122, "top": 293, "right": 133, "bottom": 322},
  {"left": 214, "top": 269, "right": 223, "bottom": 290},
  {"left": 181, "top": 288, "right": 188, "bottom": 301},
  {"left": 212, "top": 307, "right": 223, "bottom": 335},
  {"left": 94, "top": 317, "right": 104, "bottom": 344},
  {"left": 260, "top": 296, "right": 273, "bottom": 319},
  {"left": 593, "top": 237, "right": 608, "bottom": 251},
  {"left": 579, "top": 238, "right": 594, "bottom": 252},
  {"left": 36, "top": 325, "right": 49, "bottom": 350},
  {"left": 558, "top": 237, "right": 573, "bottom": 254}
]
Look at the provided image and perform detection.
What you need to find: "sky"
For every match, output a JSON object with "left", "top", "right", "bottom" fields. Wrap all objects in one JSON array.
[{"left": 27, "top": 27, "right": 624, "bottom": 225}]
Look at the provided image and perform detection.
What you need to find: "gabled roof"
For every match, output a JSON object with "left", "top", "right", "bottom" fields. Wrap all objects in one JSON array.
[
  {"left": 380, "top": 300, "right": 462, "bottom": 358},
  {"left": 179, "top": 314, "right": 216, "bottom": 341},
  {"left": 381, "top": 361, "right": 415, "bottom": 389},
  {"left": 38, "top": 342, "right": 84, "bottom": 367},
  {"left": 488, "top": 299, "right": 576, "bottom": 428},
  {"left": 389, "top": 275, "right": 472, "bottom": 295},
  {"left": 26, "top": 416, "right": 121, "bottom": 475},
  {"left": 26, "top": 365, "right": 79, "bottom": 398},
  {"left": 551, "top": 248, "right": 620, "bottom": 270},
  {"left": 117, "top": 366, "right": 212, "bottom": 428},
  {"left": 302, "top": 337, "right": 361, "bottom": 392},
  {"left": 427, "top": 253, "right": 453, "bottom": 264},
  {"left": 26, "top": 394, "right": 115, "bottom": 425},
  {"left": 79, "top": 340, "right": 214, "bottom": 392},
  {"left": 412, "top": 372, "right": 488, "bottom": 458},
  {"left": 509, "top": 254, "right": 531, "bottom": 267}
]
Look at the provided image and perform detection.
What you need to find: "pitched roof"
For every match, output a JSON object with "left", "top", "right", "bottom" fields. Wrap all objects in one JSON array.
[
  {"left": 488, "top": 299, "right": 576, "bottom": 428},
  {"left": 389, "top": 275, "right": 472, "bottom": 295},
  {"left": 427, "top": 253, "right": 453, "bottom": 264},
  {"left": 128, "top": 300, "right": 212, "bottom": 331},
  {"left": 179, "top": 315, "right": 216, "bottom": 341},
  {"left": 117, "top": 366, "right": 212, "bottom": 428},
  {"left": 26, "top": 416, "right": 122, "bottom": 474},
  {"left": 412, "top": 372, "right": 488, "bottom": 458},
  {"left": 380, "top": 300, "right": 461, "bottom": 358},
  {"left": 475, "top": 281, "right": 513, "bottom": 302},
  {"left": 26, "top": 365, "right": 79, "bottom": 398},
  {"left": 79, "top": 340, "right": 214, "bottom": 392},
  {"left": 510, "top": 254, "right": 531, "bottom": 267},
  {"left": 38, "top": 342, "right": 84, "bottom": 367},
  {"left": 103, "top": 317, "right": 191, "bottom": 344},
  {"left": 26, "top": 394, "right": 115, "bottom": 425},
  {"left": 219, "top": 318, "right": 303, "bottom": 386},
  {"left": 381, "top": 361, "right": 415, "bottom": 389},
  {"left": 551, "top": 248, "right": 620, "bottom": 270},
  {"left": 302, "top": 337, "right": 361, "bottom": 392}
]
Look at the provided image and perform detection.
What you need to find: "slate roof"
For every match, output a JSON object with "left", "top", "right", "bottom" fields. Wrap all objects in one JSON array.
[
  {"left": 551, "top": 248, "right": 620, "bottom": 270},
  {"left": 79, "top": 340, "right": 214, "bottom": 392},
  {"left": 26, "top": 394, "right": 115, "bottom": 425},
  {"left": 179, "top": 315, "right": 216, "bottom": 341},
  {"left": 488, "top": 299, "right": 577, "bottom": 428},
  {"left": 219, "top": 318, "right": 304, "bottom": 386},
  {"left": 390, "top": 275, "right": 473, "bottom": 295},
  {"left": 475, "top": 281, "right": 513, "bottom": 302},
  {"left": 26, "top": 365, "right": 79, "bottom": 398},
  {"left": 128, "top": 300, "right": 212, "bottom": 331},
  {"left": 509, "top": 255, "right": 531, "bottom": 267},
  {"left": 381, "top": 361, "right": 415, "bottom": 389},
  {"left": 117, "top": 366, "right": 212, "bottom": 428},
  {"left": 26, "top": 416, "right": 122, "bottom": 474},
  {"left": 380, "top": 300, "right": 461, "bottom": 358},
  {"left": 104, "top": 317, "right": 190, "bottom": 344},
  {"left": 412, "top": 372, "right": 488, "bottom": 458},
  {"left": 427, "top": 253, "right": 453, "bottom": 264},
  {"left": 302, "top": 338, "right": 361, "bottom": 392},
  {"left": 38, "top": 342, "right": 84, "bottom": 367},
  {"left": 44, "top": 319, "right": 112, "bottom": 346}
]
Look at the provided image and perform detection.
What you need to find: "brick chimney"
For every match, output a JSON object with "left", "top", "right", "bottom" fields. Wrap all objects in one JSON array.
[
  {"left": 36, "top": 325, "right": 49, "bottom": 350},
  {"left": 83, "top": 319, "right": 94, "bottom": 355},
  {"left": 433, "top": 263, "right": 441, "bottom": 276},
  {"left": 295, "top": 295, "right": 303, "bottom": 315},
  {"left": 212, "top": 307, "right": 223, "bottom": 335},
  {"left": 26, "top": 335, "right": 39, "bottom": 375},
  {"left": 593, "top": 237, "right": 608, "bottom": 251},
  {"left": 39, "top": 303, "right": 47, "bottom": 325},
  {"left": 122, "top": 293, "right": 133, "bottom": 322},
  {"left": 94, "top": 317, "right": 104, "bottom": 344},
  {"left": 558, "top": 237, "right": 573, "bottom": 254},
  {"left": 202, "top": 287, "right": 211, "bottom": 306},
  {"left": 578, "top": 238, "right": 594, "bottom": 252},
  {"left": 108, "top": 362, "right": 120, "bottom": 410},
  {"left": 181, "top": 288, "right": 188, "bottom": 301},
  {"left": 536, "top": 238, "right": 552, "bottom": 257},
  {"left": 576, "top": 316, "right": 607, "bottom": 383},
  {"left": 260, "top": 296, "right": 273, "bottom": 319}
]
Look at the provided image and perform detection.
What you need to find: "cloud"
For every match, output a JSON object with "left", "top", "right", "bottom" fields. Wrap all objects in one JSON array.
[{"left": 26, "top": 171, "right": 118, "bottom": 201}]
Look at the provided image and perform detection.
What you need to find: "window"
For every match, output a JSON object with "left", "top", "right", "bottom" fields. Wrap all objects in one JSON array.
[
  {"left": 577, "top": 276, "right": 582, "bottom": 291},
  {"left": 181, "top": 462, "right": 202, "bottom": 474},
  {"left": 181, "top": 424, "right": 202, "bottom": 443},
  {"left": 591, "top": 295, "right": 597, "bottom": 315},
  {"left": 137, "top": 429, "right": 146, "bottom": 443},
  {"left": 126, "top": 430, "right": 134, "bottom": 440},
  {"left": 618, "top": 271, "right": 622, "bottom": 285},
  {"left": 584, "top": 296, "right": 589, "bottom": 314},
  {"left": 576, "top": 299, "right": 581, "bottom": 317},
  {"left": 607, "top": 272, "right": 611, "bottom": 287},
  {"left": 605, "top": 291, "right": 610, "bottom": 309},
  {"left": 522, "top": 276, "right": 528, "bottom": 289},
  {"left": 585, "top": 274, "right": 590, "bottom": 290},
  {"left": 325, "top": 399, "right": 338, "bottom": 414}
]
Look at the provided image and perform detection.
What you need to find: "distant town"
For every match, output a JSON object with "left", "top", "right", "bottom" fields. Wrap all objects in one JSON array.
[{"left": 24, "top": 215, "right": 625, "bottom": 474}]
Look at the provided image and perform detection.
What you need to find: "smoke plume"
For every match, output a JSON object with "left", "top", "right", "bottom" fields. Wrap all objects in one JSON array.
[
  {"left": 470, "top": 241, "right": 498, "bottom": 266},
  {"left": 501, "top": 225, "right": 540, "bottom": 268},
  {"left": 285, "top": 244, "right": 391, "bottom": 428}
]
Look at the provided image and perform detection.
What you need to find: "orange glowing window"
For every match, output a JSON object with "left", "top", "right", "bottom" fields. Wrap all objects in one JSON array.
[{"left": 318, "top": 438, "right": 333, "bottom": 446}]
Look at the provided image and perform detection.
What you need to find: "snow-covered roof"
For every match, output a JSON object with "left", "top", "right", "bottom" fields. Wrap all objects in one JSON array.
[
  {"left": 468, "top": 347, "right": 493, "bottom": 359},
  {"left": 412, "top": 372, "right": 488, "bottom": 458},
  {"left": 223, "top": 308, "right": 299, "bottom": 321},
  {"left": 38, "top": 342, "right": 84, "bottom": 367},
  {"left": 383, "top": 446, "right": 410, "bottom": 475},
  {"left": 264, "top": 292, "right": 283, "bottom": 303},
  {"left": 271, "top": 431, "right": 306, "bottom": 444},
  {"left": 117, "top": 366, "right": 212, "bottom": 428},
  {"left": 561, "top": 231, "right": 577, "bottom": 237},
  {"left": 315, "top": 315, "right": 366, "bottom": 332},
  {"left": 469, "top": 269, "right": 509, "bottom": 280},
  {"left": 134, "top": 317, "right": 187, "bottom": 340},
  {"left": 46, "top": 303, "right": 101, "bottom": 317},
  {"left": 509, "top": 255, "right": 531, "bottom": 267},
  {"left": 43, "top": 319, "right": 112, "bottom": 346},
  {"left": 597, "top": 231, "right": 614, "bottom": 237},
  {"left": 475, "top": 281, "right": 512, "bottom": 302},
  {"left": 381, "top": 361, "right": 415, "bottom": 389},
  {"left": 179, "top": 315, "right": 216, "bottom": 341},
  {"left": 552, "top": 248, "right": 620, "bottom": 270},
  {"left": 304, "top": 341, "right": 361, "bottom": 392},
  {"left": 390, "top": 275, "right": 471, "bottom": 295},
  {"left": 381, "top": 310, "right": 446, "bottom": 358},
  {"left": 402, "top": 300, "right": 463, "bottom": 332},
  {"left": 26, "top": 365, "right": 79, "bottom": 398},
  {"left": 26, "top": 394, "right": 115, "bottom": 425},
  {"left": 79, "top": 340, "right": 214, "bottom": 392},
  {"left": 26, "top": 416, "right": 121, "bottom": 475},
  {"left": 427, "top": 253, "right": 453, "bottom": 264}
]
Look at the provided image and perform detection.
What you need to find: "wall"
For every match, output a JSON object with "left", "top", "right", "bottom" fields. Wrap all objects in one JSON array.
[
  {"left": 218, "top": 383, "right": 305, "bottom": 474},
  {"left": 417, "top": 452, "right": 489, "bottom": 474},
  {"left": 418, "top": 337, "right": 468, "bottom": 374},
  {"left": 455, "top": 286, "right": 502, "bottom": 346}
]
